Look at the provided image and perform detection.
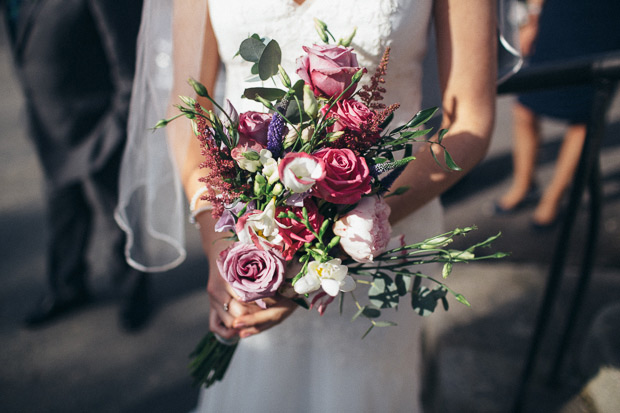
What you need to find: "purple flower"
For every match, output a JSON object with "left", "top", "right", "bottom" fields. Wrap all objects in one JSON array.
[{"left": 267, "top": 101, "right": 289, "bottom": 158}]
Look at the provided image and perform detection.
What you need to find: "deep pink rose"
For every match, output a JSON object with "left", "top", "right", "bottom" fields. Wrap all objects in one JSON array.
[
  {"left": 332, "top": 196, "right": 392, "bottom": 263},
  {"left": 324, "top": 99, "right": 375, "bottom": 133},
  {"left": 217, "top": 242, "right": 285, "bottom": 304},
  {"left": 238, "top": 111, "right": 272, "bottom": 146},
  {"left": 276, "top": 199, "right": 324, "bottom": 261},
  {"left": 312, "top": 148, "right": 372, "bottom": 204},
  {"left": 296, "top": 44, "right": 364, "bottom": 99}
]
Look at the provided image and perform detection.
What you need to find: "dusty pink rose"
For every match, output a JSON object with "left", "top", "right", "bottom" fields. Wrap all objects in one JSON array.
[
  {"left": 217, "top": 242, "right": 285, "bottom": 303},
  {"left": 296, "top": 44, "right": 364, "bottom": 99},
  {"left": 238, "top": 111, "right": 272, "bottom": 146},
  {"left": 276, "top": 199, "right": 324, "bottom": 261},
  {"left": 313, "top": 148, "right": 371, "bottom": 204},
  {"left": 324, "top": 99, "right": 375, "bottom": 133},
  {"left": 332, "top": 196, "right": 392, "bottom": 263}
]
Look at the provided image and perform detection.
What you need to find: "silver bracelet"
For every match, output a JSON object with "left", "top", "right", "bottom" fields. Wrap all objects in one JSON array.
[{"left": 189, "top": 187, "right": 212, "bottom": 226}]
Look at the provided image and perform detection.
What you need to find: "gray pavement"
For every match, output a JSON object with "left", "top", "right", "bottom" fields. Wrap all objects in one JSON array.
[{"left": 2, "top": 28, "right": 620, "bottom": 413}]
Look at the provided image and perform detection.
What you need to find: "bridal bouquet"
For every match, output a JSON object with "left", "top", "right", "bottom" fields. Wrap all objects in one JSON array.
[{"left": 159, "top": 20, "right": 505, "bottom": 388}]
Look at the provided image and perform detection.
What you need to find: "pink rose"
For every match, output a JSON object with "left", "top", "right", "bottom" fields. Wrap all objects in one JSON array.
[
  {"left": 332, "top": 196, "right": 392, "bottom": 263},
  {"left": 296, "top": 44, "right": 364, "bottom": 99},
  {"left": 276, "top": 199, "right": 324, "bottom": 261},
  {"left": 217, "top": 242, "right": 285, "bottom": 304},
  {"left": 313, "top": 148, "right": 371, "bottom": 204},
  {"left": 230, "top": 140, "right": 264, "bottom": 172},
  {"left": 324, "top": 99, "right": 375, "bottom": 133},
  {"left": 238, "top": 111, "right": 272, "bottom": 146}
]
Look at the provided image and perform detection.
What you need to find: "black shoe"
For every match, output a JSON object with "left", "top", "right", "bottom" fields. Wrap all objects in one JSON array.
[
  {"left": 119, "top": 272, "right": 151, "bottom": 332},
  {"left": 24, "top": 293, "right": 91, "bottom": 328}
]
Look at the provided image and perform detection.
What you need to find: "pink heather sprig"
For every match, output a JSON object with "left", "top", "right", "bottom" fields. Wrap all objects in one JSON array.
[
  {"left": 194, "top": 104, "right": 247, "bottom": 217},
  {"left": 358, "top": 47, "right": 391, "bottom": 110}
]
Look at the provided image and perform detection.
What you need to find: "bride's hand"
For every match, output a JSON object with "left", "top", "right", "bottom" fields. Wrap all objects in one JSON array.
[
  {"left": 206, "top": 262, "right": 257, "bottom": 340},
  {"left": 207, "top": 263, "right": 297, "bottom": 340},
  {"left": 232, "top": 295, "right": 298, "bottom": 339}
]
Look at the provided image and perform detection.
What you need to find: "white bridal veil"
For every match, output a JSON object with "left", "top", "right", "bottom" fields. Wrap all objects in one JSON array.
[{"left": 115, "top": 0, "right": 522, "bottom": 272}]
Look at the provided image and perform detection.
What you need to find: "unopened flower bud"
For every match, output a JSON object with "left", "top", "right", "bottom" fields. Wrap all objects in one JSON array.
[
  {"left": 314, "top": 18, "right": 329, "bottom": 43},
  {"left": 303, "top": 84, "right": 318, "bottom": 117},
  {"left": 179, "top": 95, "right": 197, "bottom": 107},
  {"left": 278, "top": 64, "right": 291, "bottom": 88},
  {"left": 272, "top": 183, "right": 284, "bottom": 196},
  {"left": 338, "top": 27, "right": 357, "bottom": 47},
  {"left": 188, "top": 78, "right": 209, "bottom": 98}
]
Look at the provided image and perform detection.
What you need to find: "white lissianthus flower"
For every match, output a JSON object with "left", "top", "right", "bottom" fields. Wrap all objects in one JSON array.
[
  {"left": 294, "top": 258, "right": 355, "bottom": 297},
  {"left": 278, "top": 152, "right": 325, "bottom": 193}
]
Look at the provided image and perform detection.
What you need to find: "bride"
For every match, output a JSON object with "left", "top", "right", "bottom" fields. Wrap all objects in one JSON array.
[{"left": 118, "top": 0, "right": 500, "bottom": 411}]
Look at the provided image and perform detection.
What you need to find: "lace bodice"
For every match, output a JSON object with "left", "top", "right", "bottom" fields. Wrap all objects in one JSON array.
[{"left": 209, "top": 0, "right": 433, "bottom": 123}]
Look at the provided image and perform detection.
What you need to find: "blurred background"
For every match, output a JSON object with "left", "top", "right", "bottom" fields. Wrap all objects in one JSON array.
[{"left": 1, "top": 16, "right": 620, "bottom": 413}]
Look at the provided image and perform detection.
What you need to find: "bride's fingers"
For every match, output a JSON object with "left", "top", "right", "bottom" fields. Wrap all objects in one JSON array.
[
  {"left": 208, "top": 308, "right": 238, "bottom": 340},
  {"left": 232, "top": 300, "right": 297, "bottom": 337}
]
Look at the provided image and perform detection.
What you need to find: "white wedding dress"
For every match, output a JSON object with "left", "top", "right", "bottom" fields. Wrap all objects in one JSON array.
[{"left": 195, "top": 1, "right": 442, "bottom": 412}]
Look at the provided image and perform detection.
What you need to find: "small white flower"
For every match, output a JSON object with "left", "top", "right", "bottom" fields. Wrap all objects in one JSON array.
[
  {"left": 294, "top": 258, "right": 355, "bottom": 296},
  {"left": 261, "top": 156, "right": 280, "bottom": 185},
  {"left": 237, "top": 198, "right": 284, "bottom": 249}
]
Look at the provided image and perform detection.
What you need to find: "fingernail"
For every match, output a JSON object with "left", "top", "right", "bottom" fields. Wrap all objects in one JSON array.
[
  {"left": 233, "top": 321, "right": 246, "bottom": 329},
  {"left": 240, "top": 331, "right": 252, "bottom": 338}
]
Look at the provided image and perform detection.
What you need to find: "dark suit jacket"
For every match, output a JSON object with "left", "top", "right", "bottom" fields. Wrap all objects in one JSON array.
[{"left": 3, "top": 0, "right": 143, "bottom": 188}]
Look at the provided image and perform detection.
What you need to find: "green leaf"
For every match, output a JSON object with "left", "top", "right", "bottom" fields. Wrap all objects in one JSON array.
[
  {"left": 361, "top": 325, "right": 374, "bottom": 339},
  {"left": 243, "top": 87, "right": 286, "bottom": 102},
  {"left": 292, "top": 297, "right": 309, "bottom": 309},
  {"left": 395, "top": 273, "right": 411, "bottom": 296},
  {"left": 362, "top": 306, "right": 381, "bottom": 318},
  {"left": 404, "top": 107, "right": 439, "bottom": 129},
  {"left": 373, "top": 320, "right": 398, "bottom": 328},
  {"left": 239, "top": 37, "right": 266, "bottom": 62},
  {"left": 444, "top": 150, "right": 462, "bottom": 171},
  {"left": 399, "top": 128, "right": 433, "bottom": 140},
  {"left": 378, "top": 112, "right": 394, "bottom": 129},
  {"left": 242, "top": 151, "right": 260, "bottom": 161},
  {"left": 437, "top": 128, "right": 449, "bottom": 144},
  {"left": 411, "top": 286, "right": 448, "bottom": 317},
  {"left": 258, "top": 40, "right": 282, "bottom": 81},
  {"left": 351, "top": 306, "right": 365, "bottom": 322},
  {"left": 250, "top": 62, "right": 259, "bottom": 75},
  {"left": 368, "top": 275, "right": 399, "bottom": 309}
]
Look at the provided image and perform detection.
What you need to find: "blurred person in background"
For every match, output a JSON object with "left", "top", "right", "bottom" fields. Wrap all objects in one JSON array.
[
  {"left": 1, "top": 0, "right": 150, "bottom": 331},
  {"left": 495, "top": 0, "right": 620, "bottom": 228}
]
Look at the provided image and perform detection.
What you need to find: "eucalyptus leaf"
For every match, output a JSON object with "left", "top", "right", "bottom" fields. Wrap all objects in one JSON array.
[
  {"left": 373, "top": 320, "right": 398, "bottom": 328},
  {"left": 239, "top": 37, "right": 266, "bottom": 62},
  {"left": 395, "top": 273, "right": 411, "bottom": 296},
  {"left": 362, "top": 307, "right": 381, "bottom": 318},
  {"left": 258, "top": 40, "right": 282, "bottom": 81},
  {"left": 368, "top": 275, "right": 399, "bottom": 309},
  {"left": 243, "top": 87, "right": 286, "bottom": 102},
  {"left": 411, "top": 285, "right": 448, "bottom": 317}
]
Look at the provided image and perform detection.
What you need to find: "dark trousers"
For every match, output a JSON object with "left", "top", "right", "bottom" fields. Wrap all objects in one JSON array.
[{"left": 3, "top": 0, "right": 144, "bottom": 299}]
